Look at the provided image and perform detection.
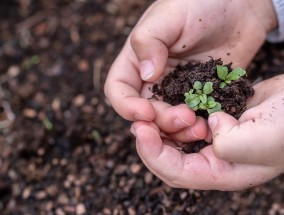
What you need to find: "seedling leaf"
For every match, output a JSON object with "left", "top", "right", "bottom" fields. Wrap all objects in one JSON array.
[
  {"left": 199, "top": 103, "right": 207, "bottom": 110},
  {"left": 207, "top": 102, "right": 222, "bottom": 115},
  {"left": 184, "top": 81, "right": 222, "bottom": 114},
  {"left": 217, "top": 65, "right": 228, "bottom": 80},
  {"left": 185, "top": 94, "right": 200, "bottom": 108},
  {"left": 225, "top": 80, "right": 231, "bottom": 84},
  {"left": 193, "top": 81, "right": 202, "bottom": 90},
  {"left": 191, "top": 105, "right": 199, "bottom": 111},
  {"left": 200, "top": 94, "right": 207, "bottom": 104},
  {"left": 219, "top": 82, "right": 227, "bottom": 89},
  {"left": 185, "top": 93, "right": 199, "bottom": 101},
  {"left": 207, "top": 96, "right": 215, "bottom": 102},
  {"left": 227, "top": 68, "right": 246, "bottom": 81},
  {"left": 188, "top": 99, "right": 200, "bottom": 108},
  {"left": 42, "top": 117, "right": 53, "bottom": 130},
  {"left": 207, "top": 96, "right": 217, "bottom": 108},
  {"left": 203, "top": 82, "right": 213, "bottom": 94},
  {"left": 208, "top": 101, "right": 217, "bottom": 108}
]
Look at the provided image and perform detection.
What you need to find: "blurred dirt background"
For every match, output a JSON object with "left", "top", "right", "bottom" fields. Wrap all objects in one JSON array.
[{"left": 0, "top": 0, "right": 284, "bottom": 214}]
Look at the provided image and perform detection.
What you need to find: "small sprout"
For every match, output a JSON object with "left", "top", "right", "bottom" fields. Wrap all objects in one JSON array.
[
  {"left": 90, "top": 129, "right": 102, "bottom": 143},
  {"left": 199, "top": 96, "right": 222, "bottom": 115},
  {"left": 42, "top": 117, "right": 53, "bottom": 130},
  {"left": 203, "top": 82, "right": 214, "bottom": 95},
  {"left": 207, "top": 98, "right": 222, "bottom": 115},
  {"left": 30, "top": 55, "right": 40, "bottom": 65},
  {"left": 217, "top": 65, "right": 246, "bottom": 88},
  {"left": 184, "top": 81, "right": 221, "bottom": 115},
  {"left": 22, "top": 55, "right": 41, "bottom": 69}
]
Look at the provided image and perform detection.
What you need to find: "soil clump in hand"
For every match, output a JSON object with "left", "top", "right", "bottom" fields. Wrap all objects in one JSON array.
[{"left": 152, "top": 58, "right": 254, "bottom": 119}]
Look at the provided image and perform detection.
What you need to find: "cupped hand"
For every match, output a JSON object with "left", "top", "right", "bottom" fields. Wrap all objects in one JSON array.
[
  {"left": 104, "top": 0, "right": 271, "bottom": 143},
  {"left": 209, "top": 75, "right": 284, "bottom": 176},
  {"left": 132, "top": 75, "right": 284, "bottom": 191}
]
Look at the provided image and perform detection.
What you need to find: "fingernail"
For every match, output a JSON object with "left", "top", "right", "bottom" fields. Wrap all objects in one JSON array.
[
  {"left": 174, "top": 118, "right": 191, "bottom": 128},
  {"left": 140, "top": 60, "right": 155, "bottom": 81},
  {"left": 190, "top": 129, "right": 202, "bottom": 139},
  {"left": 208, "top": 115, "right": 218, "bottom": 131}
]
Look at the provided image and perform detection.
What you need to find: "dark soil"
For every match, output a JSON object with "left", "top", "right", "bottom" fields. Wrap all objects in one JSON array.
[
  {"left": 1, "top": 0, "right": 284, "bottom": 214},
  {"left": 152, "top": 58, "right": 254, "bottom": 119}
]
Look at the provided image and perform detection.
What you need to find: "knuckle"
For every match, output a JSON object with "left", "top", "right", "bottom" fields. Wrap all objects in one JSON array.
[
  {"left": 212, "top": 139, "right": 228, "bottom": 160},
  {"left": 130, "top": 28, "right": 147, "bottom": 48}
]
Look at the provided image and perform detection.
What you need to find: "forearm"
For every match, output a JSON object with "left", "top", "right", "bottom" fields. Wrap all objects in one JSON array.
[
  {"left": 246, "top": 0, "right": 277, "bottom": 33},
  {"left": 267, "top": 0, "right": 284, "bottom": 42}
]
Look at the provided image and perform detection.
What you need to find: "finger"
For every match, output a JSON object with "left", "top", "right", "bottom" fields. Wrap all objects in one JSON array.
[
  {"left": 246, "top": 75, "right": 284, "bottom": 108},
  {"left": 168, "top": 116, "right": 208, "bottom": 142},
  {"left": 132, "top": 121, "right": 278, "bottom": 190},
  {"left": 104, "top": 48, "right": 155, "bottom": 121},
  {"left": 208, "top": 111, "right": 284, "bottom": 165},
  {"left": 151, "top": 102, "right": 197, "bottom": 133},
  {"left": 130, "top": 1, "right": 187, "bottom": 81}
]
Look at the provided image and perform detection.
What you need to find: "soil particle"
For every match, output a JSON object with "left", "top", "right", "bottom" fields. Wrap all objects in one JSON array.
[{"left": 181, "top": 140, "right": 210, "bottom": 154}]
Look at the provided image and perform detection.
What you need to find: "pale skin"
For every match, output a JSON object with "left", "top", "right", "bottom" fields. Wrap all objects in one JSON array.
[{"left": 104, "top": 0, "right": 282, "bottom": 190}]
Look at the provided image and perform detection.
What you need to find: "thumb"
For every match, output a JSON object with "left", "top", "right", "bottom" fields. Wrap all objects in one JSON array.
[
  {"left": 208, "top": 112, "right": 274, "bottom": 165},
  {"left": 129, "top": 1, "right": 186, "bottom": 81},
  {"left": 130, "top": 29, "right": 168, "bottom": 82}
]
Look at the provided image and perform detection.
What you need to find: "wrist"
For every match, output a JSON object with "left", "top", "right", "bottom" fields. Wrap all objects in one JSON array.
[{"left": 246, "top": 0, "right": 277, "bottom": 33}]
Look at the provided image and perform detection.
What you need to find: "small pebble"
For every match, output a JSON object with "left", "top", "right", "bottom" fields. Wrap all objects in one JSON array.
[
  {"left": 22, "top": 187, "right": 32, "bottom": 199},
  {"left": 7, "top": 65, "right": 20, "bottom": 77},
  {"left": 23, "top": 108, "right": 37, "bottom": 118},
  {"left": 35, "top": 190, "right": 47, "bottom": 200},
  {"left": 57, "top": 194, "right": 69, "bottom": 205},
  {"left": 130, "top": 163, "right": 141, "bottom": 174},
  {"left": 77, "top": 59, "right": 89, "bottom": 72},
  {"left": 52, "top": 98, "right": 61, "bottom": 111},
  {"left": 55, "top": 208, "right": 66, "bottom": 215},
  {"left": 73, "top": 95, "right": 85, "bottom": 107},
  {"left": 76, "top": 203, "right": 86, "bottom": 215}
]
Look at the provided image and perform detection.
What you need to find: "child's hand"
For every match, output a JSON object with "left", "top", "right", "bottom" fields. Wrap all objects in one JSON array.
[
  {"left": 104, "top": 0, "right": 279, "bottom": 190},
  {"left": 131, "top": 75, "right": 284, "bottom": 191},
  {"left": 104, "top": 0, "right": 274, "bottom": 139},
  {"left": 209, "top": 75, "right": 284, "bottom": 176}
]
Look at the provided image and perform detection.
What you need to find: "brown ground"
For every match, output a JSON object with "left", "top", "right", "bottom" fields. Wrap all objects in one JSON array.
[{"left": 0, "top": 0, "right": 284, "bottom": 214}]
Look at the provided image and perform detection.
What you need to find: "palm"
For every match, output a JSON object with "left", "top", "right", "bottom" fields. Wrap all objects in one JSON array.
[{"left": 133, "top": 120, "right": 279, "bottom": 191}]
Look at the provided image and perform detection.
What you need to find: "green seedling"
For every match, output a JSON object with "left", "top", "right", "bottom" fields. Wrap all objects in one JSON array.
[
  {"left": 42, "top": 117, "right": 53, "bottom": 130},
  {"left": 22, "top": 55, "right": 41, "bottom": 69},
  {"left": 200, "top": 96, "right": 222, "bottom": 115},
  {"left": 184, "top": 81, "right": 222, "bottom": 115},
  {"left": 217, "top": 65, "right": 246, "bottom": 88},
  {"left": 90, "top": 129, "right": 102, "bottom": 143}
]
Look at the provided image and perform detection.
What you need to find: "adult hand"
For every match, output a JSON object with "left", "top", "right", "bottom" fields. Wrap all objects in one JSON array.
[{"left": 131, "top": 76, "right": 284, "bottom": 191}]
